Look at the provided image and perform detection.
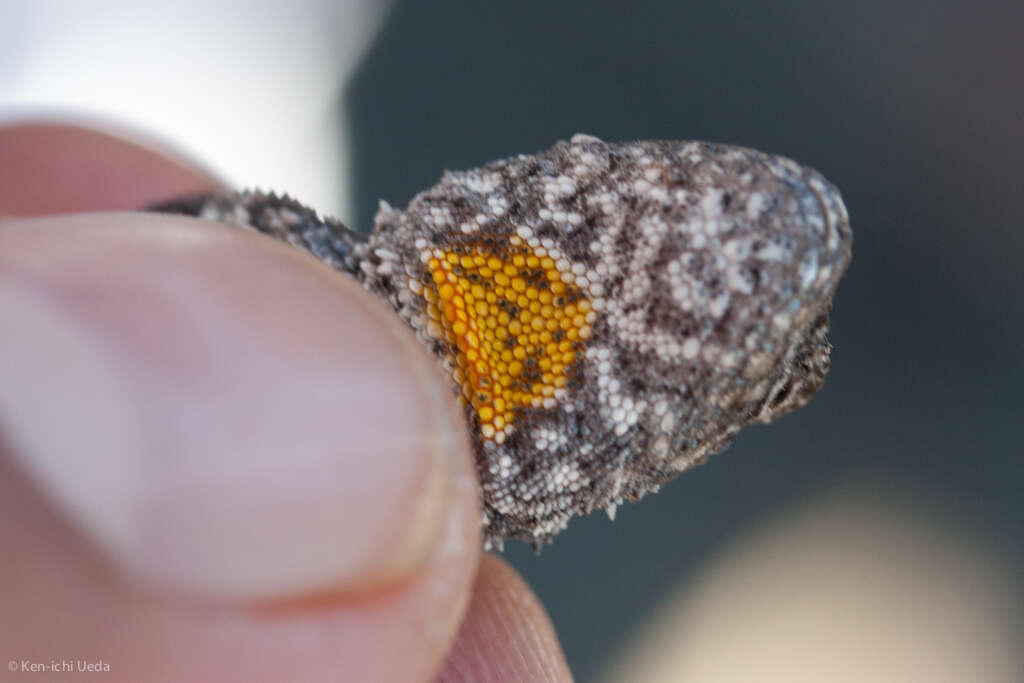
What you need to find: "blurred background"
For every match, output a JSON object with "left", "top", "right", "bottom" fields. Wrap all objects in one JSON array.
[{"left": 3, "top": 1, "right": 1022, "bottom": 680}]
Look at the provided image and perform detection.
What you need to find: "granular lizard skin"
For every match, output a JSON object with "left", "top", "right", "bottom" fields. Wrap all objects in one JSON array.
[{"left": 152, "top": 135, "right": 852, "bottom": 550}]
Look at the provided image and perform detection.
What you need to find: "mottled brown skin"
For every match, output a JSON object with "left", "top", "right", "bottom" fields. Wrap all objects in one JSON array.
[{"left": 153, "top": 136, "right": 852, "bottom": 550}]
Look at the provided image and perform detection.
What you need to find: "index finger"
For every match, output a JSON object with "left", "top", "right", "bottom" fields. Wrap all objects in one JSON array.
[{"left": 0, "top": 122, "right": 222, "bottom": 215}]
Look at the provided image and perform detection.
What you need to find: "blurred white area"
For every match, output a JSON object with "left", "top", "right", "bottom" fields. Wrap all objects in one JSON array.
[
  {"left": 602, "top": 480, "right": 1024, "bottom": 683},
  {"left": 0, "top": 0, "right": 392, "bottom": 221}
]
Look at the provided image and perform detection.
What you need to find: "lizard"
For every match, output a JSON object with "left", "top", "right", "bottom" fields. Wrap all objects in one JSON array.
[{"left": 152, "top": 134, "right": 852, "bottom": 550}]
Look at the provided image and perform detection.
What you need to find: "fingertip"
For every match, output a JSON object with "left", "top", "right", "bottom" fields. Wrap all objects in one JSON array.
[
  {"left": 0, "top": 212, "right": 479, "bottom": 600},
  {"left": 438, "top": 554, "right": 573, "bottom": 683},
  {"left": 0, "top": 121, "right": 223, "bottom": 215}
]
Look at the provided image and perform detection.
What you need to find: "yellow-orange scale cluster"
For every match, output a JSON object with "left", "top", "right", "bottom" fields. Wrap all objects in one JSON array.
[{"left": 422, "top": 237, "right": 595, "bottom": 442}]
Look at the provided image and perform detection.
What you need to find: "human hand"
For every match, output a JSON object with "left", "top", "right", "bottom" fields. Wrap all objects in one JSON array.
[{"left": 0, "top": 123, "right": 571, "bottom": 682}]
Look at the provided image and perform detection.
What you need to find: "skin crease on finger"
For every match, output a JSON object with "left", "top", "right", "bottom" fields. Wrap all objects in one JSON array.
[
  {"left": 0, "top": 123, "right": 572, "bottom": 681},
  {"left": 0, "top": 434, "right": 481, "bottom": 682}
]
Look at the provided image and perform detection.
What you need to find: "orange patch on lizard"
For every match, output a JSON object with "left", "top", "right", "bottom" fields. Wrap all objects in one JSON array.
[{"left": 423, "top": 237, "right": 594, "bottom": 442}]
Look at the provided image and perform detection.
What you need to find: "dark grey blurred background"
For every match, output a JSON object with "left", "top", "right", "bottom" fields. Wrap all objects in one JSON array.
[{"left": 340, "top": 1, "right": 1022, "bottom": 680}]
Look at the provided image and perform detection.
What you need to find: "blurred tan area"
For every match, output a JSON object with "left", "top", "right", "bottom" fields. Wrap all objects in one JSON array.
[{"left": 601, "top": 481, "right": 1023, "bottom": 683}]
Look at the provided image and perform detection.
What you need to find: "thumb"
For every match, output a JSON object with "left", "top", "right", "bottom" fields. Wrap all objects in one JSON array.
[{"left": 0, "top": 211, "right": 480, "bottom": 600}]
